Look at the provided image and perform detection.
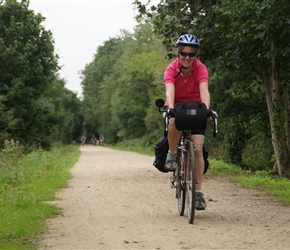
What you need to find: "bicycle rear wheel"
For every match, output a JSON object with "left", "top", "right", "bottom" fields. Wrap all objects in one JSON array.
[
  {"left": 186, "top": 140, "right": 196, "bottom": 224},
  {"left": 176, "top": 149, "right": 186, "bottom": 216}
]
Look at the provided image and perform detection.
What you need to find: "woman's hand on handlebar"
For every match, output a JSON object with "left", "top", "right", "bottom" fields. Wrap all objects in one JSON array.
[
  {"left": 207, "top": 109, "right": 218, "bottom": 120},
  {"left": 167, "top": 108, "right": 175, "bottom": 118}
]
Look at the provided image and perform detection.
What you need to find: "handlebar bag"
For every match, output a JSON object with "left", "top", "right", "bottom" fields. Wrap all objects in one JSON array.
[{"left": 174, "top": 102, "right": 207, "bottom": 131}]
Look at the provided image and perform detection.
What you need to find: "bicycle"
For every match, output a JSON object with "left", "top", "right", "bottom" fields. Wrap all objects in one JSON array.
[{"left": 155, "top": 99, "right": 218, "bottom": 224}]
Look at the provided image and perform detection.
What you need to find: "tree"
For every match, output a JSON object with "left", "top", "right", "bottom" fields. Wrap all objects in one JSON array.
[
  {"left": 0, "top": 0, "right": 59, "bottom": 146},
  {"left": 214, "top": 0, "right": 290, "bottom": 177},
  {"left": 41, "top": 77, "right": 83, "bottom": 146},
  {"left": 81, "top": 35, "right": 132, "bottom": 142},
  {"left": 81, "top": 22, "right": 167, "bottom": 144}
]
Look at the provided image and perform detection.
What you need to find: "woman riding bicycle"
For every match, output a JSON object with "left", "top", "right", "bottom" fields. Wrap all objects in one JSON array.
[{"left": 164, "top": 33, "right": 210, "bottom": 210}]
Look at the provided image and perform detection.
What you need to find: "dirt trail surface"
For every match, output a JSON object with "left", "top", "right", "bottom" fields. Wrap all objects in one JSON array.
[{"left": 38, "top": 146, "right": 290, "bottom": 250}]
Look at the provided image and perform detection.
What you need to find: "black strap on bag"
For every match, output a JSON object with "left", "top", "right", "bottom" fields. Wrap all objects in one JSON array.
[{"left": 203, "top": 146, "right": 209, "bottom": 174}]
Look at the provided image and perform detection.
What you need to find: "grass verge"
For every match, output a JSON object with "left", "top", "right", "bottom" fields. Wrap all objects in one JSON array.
[
  {"left": 0, "top": 144, "right": 80, "bottom": 249},
  {"left": 208, "top": 160, "right": 290, "bottom": 203}
]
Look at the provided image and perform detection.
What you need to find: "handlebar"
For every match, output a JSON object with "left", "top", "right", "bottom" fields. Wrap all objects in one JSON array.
[
  {"left": 155, "top": 99, "right": 218, "bottom": 137},
  {"left": 206, "top": 110, "right": 218, "bottom": 138}
]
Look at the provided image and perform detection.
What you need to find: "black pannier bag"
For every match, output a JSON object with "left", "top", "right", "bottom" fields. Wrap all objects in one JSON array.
[
  {"left": 153, "top": 137, "right": 169, "bottom": 173},
  {"left": 153, "top": 136, "right": 210, "bottom": 174},
  {"left": 174, "top": 102, "right": 207, "bottom": 131}
]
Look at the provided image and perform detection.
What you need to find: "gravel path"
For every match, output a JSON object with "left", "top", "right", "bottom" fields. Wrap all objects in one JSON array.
[{"left": 37, "top": 146, "right": 290, "bottom": 249}]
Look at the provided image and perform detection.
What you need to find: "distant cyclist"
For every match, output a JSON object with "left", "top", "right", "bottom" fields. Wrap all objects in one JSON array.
[
  {"left": 163, "top": 32, "right": 211, "bottom": 210},
  {"left": 99, "top": 135, "right": 104, "bottom": 146}
]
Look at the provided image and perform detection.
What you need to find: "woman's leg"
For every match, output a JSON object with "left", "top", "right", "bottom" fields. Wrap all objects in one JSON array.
[
  {"left": 165, "top": 118, "right": 182, "bottom": 170},
  {"left": 191, "top": 134, "right": 207, "bottom": 210},
  {"left": 190, "top": 134, "right": 205, "bottom": 190},
  {"left": 167, "top": 118, "right": 182, "bottom": 152}
]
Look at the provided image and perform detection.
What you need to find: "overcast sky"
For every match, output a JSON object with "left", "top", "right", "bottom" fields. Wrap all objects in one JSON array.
[{"left": 28, "top": 0, "right": 142, "bottom": 97}]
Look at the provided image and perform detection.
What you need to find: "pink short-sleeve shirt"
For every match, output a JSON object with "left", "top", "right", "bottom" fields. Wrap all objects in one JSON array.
[{"left": 164, "top": 59, "right": 208, "bottom": 105}]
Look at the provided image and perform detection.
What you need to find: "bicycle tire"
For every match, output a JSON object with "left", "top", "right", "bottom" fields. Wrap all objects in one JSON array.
[
  {"left": 176, "top": 149, "right": 186, "bottom": 216},
  {"left": 186, "top": 140, "right": 196, "bottom": 224}
]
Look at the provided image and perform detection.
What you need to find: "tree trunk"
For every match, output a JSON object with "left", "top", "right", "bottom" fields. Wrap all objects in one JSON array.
[
  {"left": 284, "top": 85, "right": 290, "bottom": 157},
  {"left": 261, "top": 60, "right": 283, "bottom": 177},
  {"left": 271, "top": 41, "right": 290, "bottom": 178},
  {"left": 283, "top": 83, "right": 290, "bottom": 177}
]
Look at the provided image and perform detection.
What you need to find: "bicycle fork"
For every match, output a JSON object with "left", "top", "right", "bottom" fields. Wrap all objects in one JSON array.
[{"left": 170, "top": 144, "right": 187, "bottom": 189}]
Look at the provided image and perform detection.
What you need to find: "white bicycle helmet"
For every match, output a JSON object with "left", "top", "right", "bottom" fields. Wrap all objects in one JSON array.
[{"left": 176, "top": 34, "right": 200, "bottom": 47}]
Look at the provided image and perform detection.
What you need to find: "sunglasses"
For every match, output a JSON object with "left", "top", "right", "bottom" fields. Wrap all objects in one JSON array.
[{"left": 180, "top": 52, "right": 196, "bottom": 58}]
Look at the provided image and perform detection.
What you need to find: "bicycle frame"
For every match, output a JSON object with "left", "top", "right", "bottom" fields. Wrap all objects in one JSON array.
[{"left": 176, "top": 131, "right": 189, "bottom": 187}]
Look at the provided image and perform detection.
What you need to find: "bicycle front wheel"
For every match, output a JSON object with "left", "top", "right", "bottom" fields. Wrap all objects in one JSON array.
[
  {"left": 176, "top": 149, "right": 186, "bottom": 216},
  {"left": 186, "top": 140, "right": 196, "bottom": 224}
]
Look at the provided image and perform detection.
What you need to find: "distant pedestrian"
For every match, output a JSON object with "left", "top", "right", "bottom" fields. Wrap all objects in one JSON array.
[
  {"left": 81, "top": 135, "right": 86, "bottom": 146},
  {"left": 91, "top": 135, "right": 97, "bottom": 146}
]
